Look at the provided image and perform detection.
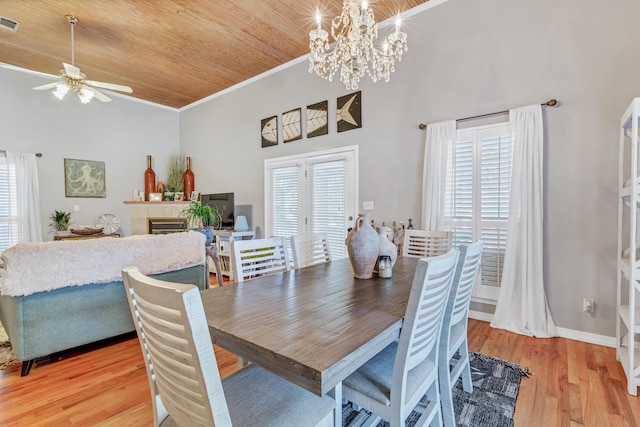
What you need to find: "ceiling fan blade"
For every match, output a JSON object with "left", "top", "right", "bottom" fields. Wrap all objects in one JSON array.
[
  {"left": 63, "top": 62, "right": 82, "bottom": 78},
  {"left": 86, "top": 80, "right": 132, "bottom": 93},
  {"left": 86, "top": 87, "right": 112, "bottom": 103},
  {"left": 33, "top": 82, "right": 60, "bottom": 90}
]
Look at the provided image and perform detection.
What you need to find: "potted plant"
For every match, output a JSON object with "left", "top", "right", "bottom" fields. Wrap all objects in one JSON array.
[
  {"left": 49, "top": 210, "right": 72, "bottom": 235},
  {"left": 165, "top": 154, "right": 185, "bottom": 201},
  {"left": 180, "top": 201, "right": 222, "bottom": 245}
]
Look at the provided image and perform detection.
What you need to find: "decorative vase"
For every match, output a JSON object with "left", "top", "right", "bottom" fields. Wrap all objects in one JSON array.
[
  {"left": 144, "top": 155, "right": 156, "bottom": 201},
  {"left": 346, "top": 214, "right": 379, "bottom": 279},
  {"left": 183, "top": 156, "right": 195, "bottom": 201},
  {"left": 234, "top": 215, "right": 249, "bottom": 231},
  {"left": 196, "top": 227, "right": 214, "bottom": 246},
  {"left": 375, "top": 227, "right": 398, "bottom": 272}
]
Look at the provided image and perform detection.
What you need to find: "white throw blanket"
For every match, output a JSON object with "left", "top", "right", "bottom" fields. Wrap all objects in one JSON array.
[{"left": 0, "top": 232, "right": 206, "bottom": 297}]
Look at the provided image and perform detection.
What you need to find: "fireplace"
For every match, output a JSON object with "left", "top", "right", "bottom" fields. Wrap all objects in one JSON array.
[{"left": 148, "top": 217, "right": 188, "bottom": 234}]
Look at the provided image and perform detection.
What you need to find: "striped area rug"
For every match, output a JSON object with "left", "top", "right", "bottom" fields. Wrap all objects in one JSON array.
[{"left": 343, "top": 352, "right": 529, "bottom": 427}]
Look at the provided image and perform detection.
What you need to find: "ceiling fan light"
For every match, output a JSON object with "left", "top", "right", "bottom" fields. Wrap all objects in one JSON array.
[
  {"left": 53, "top": 82, "right": 69, "bottom": 99},
  {"left": 78, "top": 87, "right": 94, "bottom": 104}
]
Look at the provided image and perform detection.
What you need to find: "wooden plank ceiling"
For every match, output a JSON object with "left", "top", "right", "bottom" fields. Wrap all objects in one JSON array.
[{"left": 0, "top": 1, "right": 427, "bottom": 108}]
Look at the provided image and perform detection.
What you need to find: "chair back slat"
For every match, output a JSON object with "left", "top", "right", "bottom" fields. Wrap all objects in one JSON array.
[
  {"left": 290, "top": 232, "right": 332, "bottom": 269},
  {"left": 122, "top": 267, "right": 232, "bottom": 427},
  {"left": 448, "top": 241, "right": 483, "bottom": 326},
  {"left": 402, "top": 229, "right": 451, "bottom": 258},
  {"left": 231, "top": 237, "right": 291, "bottom": 282}
]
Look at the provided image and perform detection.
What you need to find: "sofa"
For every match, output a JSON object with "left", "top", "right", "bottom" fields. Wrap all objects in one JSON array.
[{"left": 0, "top": 232, "right": 208, "bottom": 376}]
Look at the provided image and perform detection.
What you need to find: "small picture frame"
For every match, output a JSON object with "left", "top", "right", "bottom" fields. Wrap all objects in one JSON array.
[
  {"left": 174, "top": 192, "right": 184, "bottom": 201},
  {"left": 149, "top": 192, "right": 162, "bottom": 202},
  {"left": 190, "top": 191, "right": 200, "bottom": 201},
  {"left": 261, "top": 115, "right": 278, "bottom": 147},
  {"left": 282, "top": 108, "right": 302, "bottom": 143},
  {"left": 337, "top": 91, "right": 362, "bottom": 133}
]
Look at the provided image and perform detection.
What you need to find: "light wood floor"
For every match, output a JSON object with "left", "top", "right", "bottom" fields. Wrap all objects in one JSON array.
[{"left": 1, "top": 314, "right": 639, "bottom": 425}]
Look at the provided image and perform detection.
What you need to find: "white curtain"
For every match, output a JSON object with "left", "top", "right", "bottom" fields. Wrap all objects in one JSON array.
[
  {"left": 422, "top": 120, "right": 456, "bottom": 230},
  {"left": 6, "top": 151, "right": 43, "bottom": 244},
  {"left": 490, "top": 105, "right": 557, "bottom": 337}
]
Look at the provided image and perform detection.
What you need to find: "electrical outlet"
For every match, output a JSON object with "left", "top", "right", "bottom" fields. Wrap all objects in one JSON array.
[
  {"left": 583, "top": 298, "right": 595, "bottom": 313},
  {"left": 74, "top": 205, "right": 80, "bottom": 212}
]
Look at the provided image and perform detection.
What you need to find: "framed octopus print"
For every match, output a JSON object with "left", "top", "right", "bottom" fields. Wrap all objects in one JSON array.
[{"left": 64, "top": 158, "right": 106, "bottom": 198}]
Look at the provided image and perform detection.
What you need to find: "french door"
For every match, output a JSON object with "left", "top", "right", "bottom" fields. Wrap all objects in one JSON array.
[{"left": 265, "top": 146, "right": 358, "bottom": 259}]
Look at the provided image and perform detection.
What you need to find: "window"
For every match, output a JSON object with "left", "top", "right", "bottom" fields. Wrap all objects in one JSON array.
[
  {"left": 443, "top": 123, "right": 511, "bottom": 302},
  {"left": 0, "top": 152, "right": 19, "bottom": 254},
  {"left": 265, "top": 146, "right": 358, "bottom": 259}
]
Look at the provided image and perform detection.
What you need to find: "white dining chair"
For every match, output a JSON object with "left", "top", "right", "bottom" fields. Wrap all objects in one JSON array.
[
  {"left": 290, "top": 232, "right": 332, "bottom": 269},
  {"left": 231, "top": 236, "right": 290, "bottom": 283},
  {"left": 402, "top": 229, "right": 451, "bottom": 258},
  {"left": 438, "top": 240, "right": 483, "bottom": 427},
  {"left": 342, "top": 248, "right": 459, "bottom": 427},
  {"left": 121, "top": 266, "right": 335, "bottom": 427}
]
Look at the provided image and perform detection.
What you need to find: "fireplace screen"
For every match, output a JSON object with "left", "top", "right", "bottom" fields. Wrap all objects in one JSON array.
[{"left": 148, "top": 217, "right": 188, "bottom": 234}]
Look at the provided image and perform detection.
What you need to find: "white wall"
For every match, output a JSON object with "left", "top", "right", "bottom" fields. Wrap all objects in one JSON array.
[
  {"left": 0, "top": 66, "right": 180, "bottom": 237},
  {"left": 180, "top": 0, "right": 640, "bottom": 336}
]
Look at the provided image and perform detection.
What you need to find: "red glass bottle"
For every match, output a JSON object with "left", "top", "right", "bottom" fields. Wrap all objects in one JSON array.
[
  {"left": 144, "top": 155, "right": 156, "bottom": 201},
  {"left": 183, "top": 156, "right": 195, "bottom": 200}
]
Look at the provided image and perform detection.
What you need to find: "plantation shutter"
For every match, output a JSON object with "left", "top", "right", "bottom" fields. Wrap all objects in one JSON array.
[
  {"left": 266, "top": 161, "right": 303, "bottom": 239},
  {"left": 0, "top": 153, "right": 19, "bottom": 254},
  {"left": 480, "top": 134, "right": 511, "bottom": 291},
  {"left": 445, "top": 137, "right": 474, "bottom": 248},
  {"left": 443, "top": 123, "right": 511, "bottom": 302},
  {"left": 308, "top": 154, "right": 354, "bottom": 259}
]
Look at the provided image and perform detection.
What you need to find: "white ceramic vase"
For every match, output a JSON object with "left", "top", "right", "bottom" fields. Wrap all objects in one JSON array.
[
  {"left": 346, "top": 214, "right": 379, "bottom": 279},
  {"left": 377, "top": 228, "right": 398, "bottom": 268}
]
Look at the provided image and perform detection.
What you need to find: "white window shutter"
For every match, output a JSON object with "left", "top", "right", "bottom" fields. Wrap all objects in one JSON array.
[
  {"left": 265, "top": 162, "right": 303, "bottom": 239},
  {"left": 308, "top": 158, "right": 350, "bottom": 258},
  {"left": 0, "top": 153, "right": 20, "bottom": 254},
  {"left": 443, "top": 123, "right": 511, "bottom": 302}
]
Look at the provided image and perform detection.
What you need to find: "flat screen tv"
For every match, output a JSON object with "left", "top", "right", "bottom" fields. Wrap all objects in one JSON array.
[{"left": 201, "top": 192, "right": 235, "bottom": 229}]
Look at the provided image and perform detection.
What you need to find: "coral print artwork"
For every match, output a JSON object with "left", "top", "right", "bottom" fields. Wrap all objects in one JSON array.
[{"left": 64, "top": 158, "right": 106, "bottom": 198}]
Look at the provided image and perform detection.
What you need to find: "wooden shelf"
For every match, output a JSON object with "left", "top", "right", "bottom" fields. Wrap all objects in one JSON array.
[{"left": 123, "top": 201, "right": 190, "bottom": 205}]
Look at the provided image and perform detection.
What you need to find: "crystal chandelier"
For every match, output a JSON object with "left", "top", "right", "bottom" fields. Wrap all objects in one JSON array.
[{"left": 309, "top": 1, "right": 408, "bottom": 90}]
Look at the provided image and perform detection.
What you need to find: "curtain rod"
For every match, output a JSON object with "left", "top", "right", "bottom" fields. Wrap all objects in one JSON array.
[
  {"left": 418, "top": 99, "right": 558, "bottom": 130},
  {"left": 0, "top": 150, "right": 42, "bottom": 157}
]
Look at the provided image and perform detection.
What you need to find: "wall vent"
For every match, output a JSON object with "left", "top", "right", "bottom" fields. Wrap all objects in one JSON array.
[{"left": 0, "top": 17, "right": 19, "bottom": 32}]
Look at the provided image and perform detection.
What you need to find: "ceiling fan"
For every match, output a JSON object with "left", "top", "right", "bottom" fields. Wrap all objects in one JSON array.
[{"left": 33, "top": 15, "right": 132, "bottom": 103}]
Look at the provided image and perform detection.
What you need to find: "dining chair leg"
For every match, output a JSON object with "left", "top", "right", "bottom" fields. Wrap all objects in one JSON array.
[
  {"left": 330, "top": 382, "right": 343, "bottom": 427},
  {"left": 459, "top": 344, "right": 472, "bottom": 392}
]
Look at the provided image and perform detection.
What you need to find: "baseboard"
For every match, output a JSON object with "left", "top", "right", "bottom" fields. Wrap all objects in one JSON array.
[
  {"left": 468, "top": 310, "right": 616, "bottom": 348},
  {"left": 469, "top": 310, "right": 493, "bottom": 322},
  {"left": 555, "top": 327, "right": 616, "bottom": 348}
]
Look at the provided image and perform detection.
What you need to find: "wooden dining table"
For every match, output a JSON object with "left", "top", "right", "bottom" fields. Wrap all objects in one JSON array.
[{"left": 201, "top": 256, "right": 419, "bottom": 426}]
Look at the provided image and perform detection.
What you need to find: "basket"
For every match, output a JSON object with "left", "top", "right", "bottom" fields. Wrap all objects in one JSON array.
[{"left": 70, "top": 227, "right": 104, "bottom": 236}]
